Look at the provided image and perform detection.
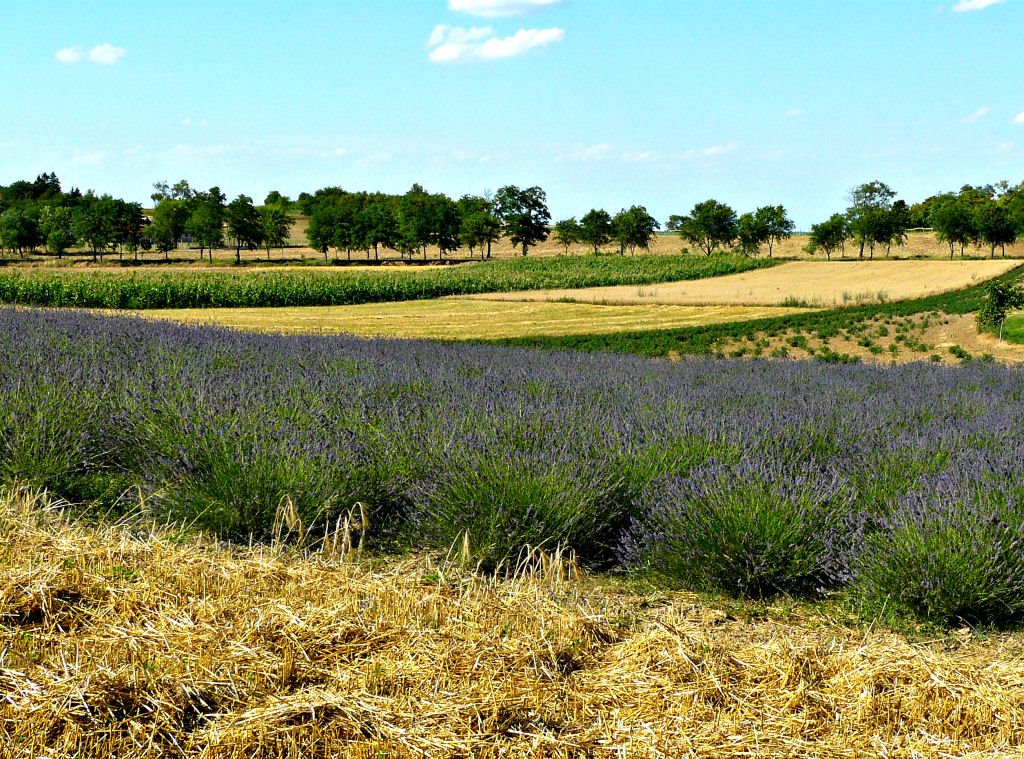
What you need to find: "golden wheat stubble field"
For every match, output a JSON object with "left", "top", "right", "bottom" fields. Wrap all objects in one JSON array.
[
  {"left": 5, "top": 488, "right": 1024, "bottom": 758},
  {"left": 145, "top": 300, "right": 809, "bottom": 340},
  {"left": 470, "top": 259, "right": 1022, "bottom": 308},
  {"left": 138, "top": 259, "right": 1023, "bottom": 351}
]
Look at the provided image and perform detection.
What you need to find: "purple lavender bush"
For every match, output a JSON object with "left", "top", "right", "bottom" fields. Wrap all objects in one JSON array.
[
  {"left": 856, "top": 449, "right": 1024, "bottom": 625},
  {"left": 2, "top": 306, "right": 1024, "bottom": 625},
  {"left": 621, "top": 459, "right": 860, "bottom": 598}
]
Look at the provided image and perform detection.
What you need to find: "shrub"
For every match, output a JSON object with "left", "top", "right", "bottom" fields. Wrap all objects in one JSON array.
[
  {"left": 622, "top": 459, "right": 859, "bottom": 599},
  {"left": 857, "top": 468, "right": 1024, "bottom": 626}
]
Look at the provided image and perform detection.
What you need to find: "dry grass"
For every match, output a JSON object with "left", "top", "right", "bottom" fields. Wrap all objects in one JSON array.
[
  {"left": 713, "top": 312, "right": 1024, "bottom": 365},
  {"left": 4, "top": 488, "right": 1024, "bottom": 757},
  {"left": 141, "top": 300, "right": 807, "bottom": 340},
  {"left": 472, "top": 260, "right": 1021, "bottom": 308}
]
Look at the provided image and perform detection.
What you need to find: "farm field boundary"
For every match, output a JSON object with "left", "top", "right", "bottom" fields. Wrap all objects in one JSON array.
[
  {"left": 143, "top": 300, "right": 809, "bottom": 340},
  {"left": 471, "top": 259, "right": 1021, "bottom": 308},
  {"left": 0, "top": 254, "right": 776, "bottom": 309},
  {"left": 491, "top": 264, "right": 1024, "bottom": 358}
]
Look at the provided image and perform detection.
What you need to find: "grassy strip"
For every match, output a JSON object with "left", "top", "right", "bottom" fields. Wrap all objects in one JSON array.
[
  {"left": 489, "top": 264, "right": 1024, "bottom": 357},
  {"left": 1005, "top": 314, "right": 1024, "bottom": 344},
  {"left": 0, "top": 254, "right": 776, "bottom": 309}
]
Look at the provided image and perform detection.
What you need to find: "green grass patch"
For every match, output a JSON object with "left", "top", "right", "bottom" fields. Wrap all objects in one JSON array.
[{"left": 1004, "top": 314, "right": 1024, "bottom": 344}]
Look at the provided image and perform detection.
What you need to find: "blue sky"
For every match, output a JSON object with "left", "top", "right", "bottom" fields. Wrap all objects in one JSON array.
[{"left": 2, "top": 0, "right": 1022, "bottom": 228}]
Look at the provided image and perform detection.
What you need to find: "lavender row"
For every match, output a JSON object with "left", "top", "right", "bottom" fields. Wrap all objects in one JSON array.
[{"left": 1, "top": 307, "right": 1022, "bottom": 624}]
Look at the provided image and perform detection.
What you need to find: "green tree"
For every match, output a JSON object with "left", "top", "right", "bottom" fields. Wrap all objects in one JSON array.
[
  {"left": 806, "top": 213, "right": 850, "bottom": 261},
  {"left": 675, "top": 199, "right": 738, "bottom": 256},
  {"left": 264, "top": 190, "right": 292, "bottom": 209},
  {"left": 225, "top": 194, "right": 262, "bottom": 263},
  {"left": 430, "top": 193, "right": 461, "bottom": 260},
  {"left": 258, "top": 204, "right": 294, "bottom": 260},
  {"left": 929, "top": 195, "right": 976, "bottom": 258},
  {"left": 736, "top": 212, "right": 768, "bottom": 256},
  {"left": 0, "top": 208, "right": 39, "bottom": 258},
  {"left": 72, "top": 195, "right": 114, "bottom": 262},
  {"left": 846, "top": 181, "right": 897, "bottom": 259},
  {"left": 363, "top": 194, "right": 399, "bottom": 261},
  {"left": 111, "top": 199, "right": 145, "bottom": 261},
  {"left": 397, "top": 184, "right": 435, "bottom": 260},
  {"left": 612, "top": 205, "right": 660, "bottom": 255},
  {"left": 149, "top": 199, "right": 188, "bottom": 261},
  {"left": 977, "top": 281, "right": 1024, "bottom": 336},
  {"left": 551, "top": 217, "right": 581, "bottom": 255},
  {"left": 493, "top": 185, "right": 551, "bottom": 256},
  {"left": 39, "top": 205, "right": 75, "bottom": 258},
  {"left": 185, "top": 187, "right": 226, "bottom": 261},
  {"left": 888, "top": 199, "right": 911, "bottom": 255},
  {"left": 457, "top": 195, "right": 501, "bottom": 260},
  {"left": 578, "top": 208, "right": 614, "bottom": 253},
  {"left": 755, "top": 205, "right": 794, "bottom": 258},
  {"left": 974, "top": 200, "right": 1016, "bottom": 258}
]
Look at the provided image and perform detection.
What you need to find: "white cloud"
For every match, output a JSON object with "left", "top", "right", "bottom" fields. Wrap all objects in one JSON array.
[
  {"left": 700, "top": 141, "right": 738, "bottom": 157},
  {"left": 318, "top": 147, "right": 349, "bottom": 158},
  {"left": 784, "top": 108, "right": 804, "bottom": 118},
  {"left": 449, "top": 0, "right": 561, "bottom": 17},
  {"left": 952, "top": 0, "right": 1004, "bottom": 11},
  {"left": 181, "top": 117, "right": 192, "bottom": 127},
  {"left": 1014, "top": 112, "right": 1024, "bottom": 124},
  {"left": 88, "top": 43, "right": 126, "bottom": 65},
  {"left": 622, "top": 150, "right": 657, "bottom": 163},
  {"left": 962, "top": 106, "right": 990, "bottom": 123},
  {"left": 55, "top": 46, "right": 83, "bottom": 64},
  {"left": 478, "top": 27, "right": 564, "bottom": 58},
  {"left": 428, "top": 24, "right": 563, "bottom": 62}
]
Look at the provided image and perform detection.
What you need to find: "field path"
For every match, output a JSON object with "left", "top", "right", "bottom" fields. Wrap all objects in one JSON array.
[{"left": 468, "top": 260, "right": 1021, "bottom": 307}]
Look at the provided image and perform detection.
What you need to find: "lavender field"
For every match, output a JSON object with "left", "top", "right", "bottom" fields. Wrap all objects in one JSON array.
[{"left": 3, "top": 306, "right": 1023, "bottom": 625}]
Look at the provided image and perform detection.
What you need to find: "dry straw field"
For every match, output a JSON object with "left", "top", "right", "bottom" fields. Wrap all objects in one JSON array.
[
  {"left": 144, "top": 301, "right": 807, "bottom": 341},
  {"left": 472, "top": 260, "right": 1022, "bottom": 308},
  {"left": 4, "top": 489, "right": 1024, "bottom": 758}
]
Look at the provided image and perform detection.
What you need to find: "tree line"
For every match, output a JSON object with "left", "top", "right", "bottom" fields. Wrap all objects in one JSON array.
[
  {"left": 300, "top": 184, "right": 550, "bottom": 261},
  {"left": 4, "top": 172, "right": 1024, "bottom": 264},
  {"left": 0, "top": 175, "right": 296, "bottom": 264},
  {"left": 805, "top": 180, "right": 1024, "bottom": 260}
]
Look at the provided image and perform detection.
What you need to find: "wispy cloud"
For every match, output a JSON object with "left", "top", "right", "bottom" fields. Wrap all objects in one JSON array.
[
  {"left": 449, "top": 0, "right": 562, "bottom": 17},
  {"left": 696, "top": 141, "right": 738, "bottom": 157},
  {"left": 55, "top": 46, "right": 83, "bottom": 64},
  {"left": 952, "top": 0, "right": 1004, "bottom": 11},
  {"left": 784, "top": 108, "right": 805, "bottom": 118},
  {"left": 1014, "top": 112, "right": 1024, "bottom": 124},
  {"left": 962, "top": 106, "right": 990, "bottom": 123},
  {"left": 88, "top": 43, "right": 126, "bottom": 64},
  {"left": 56, "top": 43, "right": 126, "bottom": 65},
  {"left": 428, "top": 24, "right": 563, "bottom": 62},
  {"left": 621, "top": 150, "right": 658, "bottom": 163}
]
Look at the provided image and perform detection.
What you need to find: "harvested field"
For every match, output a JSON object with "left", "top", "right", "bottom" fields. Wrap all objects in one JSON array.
[
  {"left": 143, "top": 300, "right": 807, "bottom": 340},
  {"left": 4, "top": 488, "right": 1024, "bottom": 758},
  {"left": 473, "top": 260, "right": 1021, "bottom": 308}
]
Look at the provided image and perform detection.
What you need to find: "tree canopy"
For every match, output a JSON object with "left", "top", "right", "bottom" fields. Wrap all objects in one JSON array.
[{"left": 675, "top": 199, "right": 738, "bottom": 256}]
